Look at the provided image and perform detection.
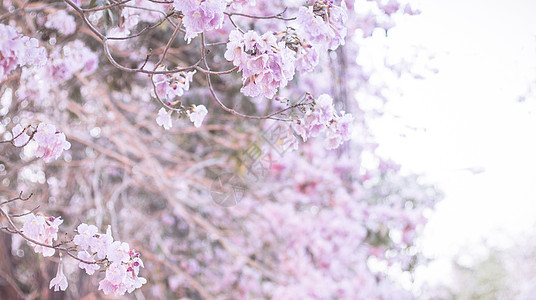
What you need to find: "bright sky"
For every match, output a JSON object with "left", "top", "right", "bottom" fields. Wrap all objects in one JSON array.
[{"left": 362, "top": 0, "right": 536, "bottom": 290}]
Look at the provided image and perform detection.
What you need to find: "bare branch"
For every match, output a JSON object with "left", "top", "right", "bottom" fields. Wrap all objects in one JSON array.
[{"left": 0, "top": 191, "right": 33, "bottom": 206}]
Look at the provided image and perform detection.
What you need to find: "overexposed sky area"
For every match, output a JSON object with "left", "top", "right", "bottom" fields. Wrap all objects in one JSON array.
[{"left": 362, "top": 0, "right": 536, "bottom": 288}]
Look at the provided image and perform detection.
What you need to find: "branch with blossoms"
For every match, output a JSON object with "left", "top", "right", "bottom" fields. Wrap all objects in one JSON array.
[
  {"left": 0, "top": 0, "right": 435, "bottom": 298},
  {"left": 1, "top": 123, "right": 71, "bottom": 162},
  {"left": 0, "top": 127, "right": 147, "bottom": 295},
  {"left": 0, "top": 193, "right": 147, "bottom": 295},
  {"left": 1, "top": 0, "right": 355, "bottom": 146},
  {"left": 52, "top": 0, "right": 354, "bottom": 132}
]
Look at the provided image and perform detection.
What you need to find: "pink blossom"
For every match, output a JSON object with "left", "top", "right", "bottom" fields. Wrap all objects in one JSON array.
[
  {"left": 33, "top": 123, "right": 71, "bottom": 162},
  {"left": 105, "top": 262, "right": 127, "bottom": 285},
  {"left": 188, "top": 104, "right": 207, "bottom": 128},
  {"left": 21, "top": 214, "right": 63, "bottom": 257},
  {"left": 130, "top": 256, "right": 144, "bottom": 275},
  {"left": 156, "top": 108, "right": 173, "bottom": 130},
  {"left": 295, "top": 4, "right": 348, "bottom": 51},
  {"left": 49, "top": 258, "right": 68, "bottom": 291},
  {"left": 92, "top": 225, "right": 114, "bottom": 259},
  {"left": 404, "top": 3, "right": 421, "bottom": 16},
  {"left": 77, "top": 250, "right": 100, "bottom": 275},
  {"left": 292, "top": 94, "right": 353, "bottom": 149},
  {"left": 173, "top": 0, "right": 226, "bottom": 42},
  {"left": 98, "top": 259, "right": 146, "bottom": 296},
  {"left": 73, "top": 223, "right": 99, "bottom": 250},
  {"left": 324, "top": 112, "right": 353, "bottom": 149},
  {"left": 45, "top": 10, "right": 76, "bottom": 35},
  {"left": 152, "top": 67, "right": 195, "bottom": 101},
  {"left": 106, "top": 241, "right": 131, "bottom": 263},
  {"left": 98, "top": 278, "right": 126, "bottom": 295},
  {"left": 356, "top": 12, "right": 377, "bottom": 38},
  {"left": 0, "top": 24, "right": 46, "bottom": 81},
  {"left": 47, "top": 40, "right": 98, "bottom": 81},
  {"left": 225, "top": 30, "right": 295, "bottom": 99},
  {"left": 124, "top": 274, "right": 147, "bottom": 293},
  {"left": 19, "top": 36, "right": 47, "bottom": 67},
  {"left": 296, "top": 44, "right": 319, "bottom": 73},
  {"left": 378, "top": 0, "right": 400, "bottom": 16}
]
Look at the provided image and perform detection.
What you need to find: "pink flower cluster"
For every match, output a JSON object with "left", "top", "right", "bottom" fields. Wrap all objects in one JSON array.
[
  {"left": 293, "top": 94, "right": 353, "bottom": 149},
  {"left": 21, "top": 214, "right": 63, "bottom": 257},
  {"left": 16, "top": 40, "right": 98, "bottom": 101},
  {"left": 10, "top": 123, "right": 70, "bottom": 161},
  {"left": 0, "top": 24, "right": 47, "bottom": 81},
  {"left": 173, "top": 0, "right": 226, "bottom": 42},
  {"left": 34, "top": 123, "right": 71, "bottom": 162},
  {"left": 19, "top": 215, "right": 147, "bottom": 295},
  {"left": 48, "top": 40, "right": 98, "bottom": 81},
  {"left": 73, "top": 224, "right": 147, "bottom": 295},
  {"left": 152, "top": 67, "right": 195, "bottom": 101},
  {"left": 295, "top": 43, "right": 320, "bottom": 73},
  {"left": 225, "top": 29, "right": 295, "bottom": 99},
  {"left": 45, "top": 10, "right": 77, "bottom": 35},
  {"left": 295, "top": 2, "right": 348, "bottom": 51}
]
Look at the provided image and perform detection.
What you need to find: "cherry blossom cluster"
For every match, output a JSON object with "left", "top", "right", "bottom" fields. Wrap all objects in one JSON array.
[
  {"left": 34, "top": 123, "right": 72, "bottom": 162},
  {"left": 295, "top": 1, "right": 348, "bottom": 51},
  {"left": 9, "top": 123, "right": 71, "bottom": 162},
  {"left": 73, "top": 224, "right": 147, "bottom": 295},
  {"left": 13, "top": 211, "right": 146, "bottom": 295},
  {"left": 0, "top": 24, "right": 47, "bottom": 82},
  {"left": 292, "top": 94, "right": 353, "bottom": 149},
  {"left": 170, "top": 135, "right": 439, "bottom": 298},
  {"left": 48, "top": 40, "right": 98, "bottom": 82},
  {"left": 44, "top": 10, "right": 77, "bottom": 36},
  {"left": 225, "top": 29, "right": 296, "bottom": 99},
  {"left": 173, "top": 0, "right": 227, "bottom": 42},
  {"left": 21, "top": 213, "right": 63, "bottom": 257},
  {"left": 16, "top": 39, "right": 98, "bottom": 101}
]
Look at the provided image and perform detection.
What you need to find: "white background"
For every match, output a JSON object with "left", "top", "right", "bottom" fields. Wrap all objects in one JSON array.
[{"left": 360, "top": 0, "right": 536, "bottom": 289}]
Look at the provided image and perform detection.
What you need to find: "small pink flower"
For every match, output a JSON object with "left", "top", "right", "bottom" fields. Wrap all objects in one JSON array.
[
  {"left": 73, "top": 223, "right": 98, "bottom": 250},
  {"left": 188, "top": 105, "right": 207, "bottom": 128},
  {"left": 77, "top": 250, "right": 100, "bottom": 275},
  {"left": 105, "top": 262, "right": 127, "bottom": 285},
  {"left": 98, "top": 278, "right": 125, "bottom": 295},
  {"left": 124, "top": 274, "right": 147, "bottom": 293},
  {"left": 49, "top": 258, "right": 68, "bottom": 291},
  {"left": 92, "top": 225, "right": 114, "bottom": 259},
  {"left": 156, "top": 108, "right": 172, "bottom": 130},
  {"left": 34, "top": 123, "right": 71, "bottom": 162},
  {"left": 106, "top": 241, "right": 130, "bottom": 263},
  {"left": 173, "top": 0, "right": 226, "bottom": 42}
]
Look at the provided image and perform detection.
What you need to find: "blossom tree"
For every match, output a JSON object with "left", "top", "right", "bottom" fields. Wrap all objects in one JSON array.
[{"left": 0, "top": 0, "right": 440, "bottom": 299}]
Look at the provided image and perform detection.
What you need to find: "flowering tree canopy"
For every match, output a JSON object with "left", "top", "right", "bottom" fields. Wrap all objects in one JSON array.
[{"left": 0, "top": 0, "right": 440, "bottom": 299}]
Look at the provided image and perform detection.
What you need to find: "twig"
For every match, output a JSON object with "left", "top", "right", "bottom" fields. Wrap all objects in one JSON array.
[{"left": 0, "top": 191, "right": 33, "bottom": 206}]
